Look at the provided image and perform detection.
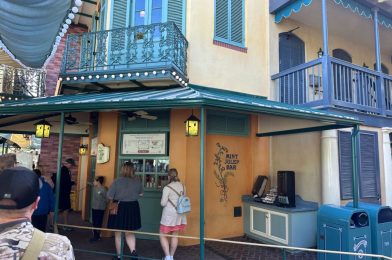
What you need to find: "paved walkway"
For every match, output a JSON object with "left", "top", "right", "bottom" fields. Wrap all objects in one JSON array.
[{"left": 59, "top": 211, "right": 316, "bottom": 260}]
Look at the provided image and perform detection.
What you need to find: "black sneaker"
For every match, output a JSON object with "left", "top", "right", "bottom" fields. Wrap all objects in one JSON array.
[{"left": 130, "top": 250, "right": 138, "bottom": 260}]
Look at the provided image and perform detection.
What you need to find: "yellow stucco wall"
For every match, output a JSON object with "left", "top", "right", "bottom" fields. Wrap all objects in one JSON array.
[
  {"left": 269, "top": 17, "right": 392, "bottom": 78},
  {"left": 270, "top": 126, "right": 387, "bottom": 205},
  {"left": 270, "top": 132, "right": 322, "bottom": 203},
  {"left": 186, "top": 0, "right": 270, "bottom": 96}
]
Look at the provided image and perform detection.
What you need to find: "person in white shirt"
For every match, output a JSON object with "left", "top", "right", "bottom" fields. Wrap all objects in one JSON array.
[{"left": 159, "top": 168, "right": 187, "bottom": 260}]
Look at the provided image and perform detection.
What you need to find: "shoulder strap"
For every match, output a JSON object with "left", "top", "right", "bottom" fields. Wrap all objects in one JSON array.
[
  {"left": 22, "top": 228, "right": 45, "bottom": 260},
  {"left": 167, "top": 184, "right": 181, "bottom": 197}
]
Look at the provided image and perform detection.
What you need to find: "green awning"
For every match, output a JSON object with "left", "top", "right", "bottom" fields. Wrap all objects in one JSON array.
[{"left": 0, "top": 85, "right": 360, "bottom": 126}]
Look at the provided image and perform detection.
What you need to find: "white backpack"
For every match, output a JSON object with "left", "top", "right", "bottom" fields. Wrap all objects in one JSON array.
[{"left": 167, "top": 184, "right": 191, "bottom": 214}]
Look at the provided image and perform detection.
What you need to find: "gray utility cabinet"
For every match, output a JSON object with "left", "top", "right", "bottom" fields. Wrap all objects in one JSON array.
[{"left": 242, "top": 195, "right": 318, "bottom": 247}]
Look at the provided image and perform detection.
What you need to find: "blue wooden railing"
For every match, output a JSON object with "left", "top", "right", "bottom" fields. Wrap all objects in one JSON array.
[
  {"left": 271, "top": 56, "right": 392, "bottom": 116},
  {"left": 60, "top": 22, "right": 188, "bottom": 77},
  {"left": 384, "top": 74, "right": 392, "bottom": 115}
]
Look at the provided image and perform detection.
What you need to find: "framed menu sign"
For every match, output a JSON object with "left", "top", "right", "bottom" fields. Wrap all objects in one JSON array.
[{"left": 122, "top": 133, "right": 166, "bottom": 155}]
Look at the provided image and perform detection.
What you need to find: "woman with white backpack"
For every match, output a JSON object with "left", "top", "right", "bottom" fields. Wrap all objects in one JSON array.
[{"left": 159, "top": 168, "right": 188, "bottom": 260}]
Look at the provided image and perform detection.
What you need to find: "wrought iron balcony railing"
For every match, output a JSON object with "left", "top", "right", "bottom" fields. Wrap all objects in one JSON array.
[
  {"left": 0, "top": 64, "right": 46, "bottom": 99},
  {"left": 271, "top": 56, "right": 392, "bottom": 116},
  {"left": 61, "top": 22, "right": 188, "bottom": 79}
]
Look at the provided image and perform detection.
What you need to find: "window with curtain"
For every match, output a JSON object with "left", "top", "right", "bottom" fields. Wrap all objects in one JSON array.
[
  {"left": 338, "top": 131, "right": 380, "bottom": 202},
  {"left": 214, "top": 0, "right": 245, "bottom": 47}
]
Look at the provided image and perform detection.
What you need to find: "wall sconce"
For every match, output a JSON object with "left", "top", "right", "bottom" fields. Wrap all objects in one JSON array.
[
  {"left": 317, "top": 48, "right": 324, "bottom": 58},
  {"left": 34, "top": 119, "right": 52, "bottom": 138},
  {"left": 184, "top": 111, "right": 200, "bottom": 136},
  {"left": 363, "top": 62, "right": 369, "bottom": 68},
  {"left": 79, "top": 144, "right": 88, "bottom": 155}
]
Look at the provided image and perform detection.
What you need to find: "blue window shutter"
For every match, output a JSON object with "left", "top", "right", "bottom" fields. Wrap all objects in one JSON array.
[
  {"left": 112, "top": 0, "right": 128, "bottom": 29},
  {"left": 215, "top": 0, "right": 229, "bottom": 40},
  {"left": 359, "top": 132, "right": 379, "bottom": 199},
  {"left": 230, "top": 0, "right": 243, "bottom": 44},
  {"left": 168, "top": 0, "right": 184, "bottom": 32},
  {"left": 338, "top": 131, "right": 353, "bottom": 200}
]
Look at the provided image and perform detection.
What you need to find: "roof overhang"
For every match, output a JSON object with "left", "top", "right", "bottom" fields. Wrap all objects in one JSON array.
[{"left": 0, "top": 85, "right": 362, "bottom": 135}]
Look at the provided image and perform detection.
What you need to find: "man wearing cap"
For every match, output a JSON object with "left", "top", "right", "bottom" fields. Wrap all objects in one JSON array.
[{"left": 0, "top": 167, "right": 74, "bottom": 259}]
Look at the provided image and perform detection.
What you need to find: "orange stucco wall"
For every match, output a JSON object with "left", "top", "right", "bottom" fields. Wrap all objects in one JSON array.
[
  {"left": 169, "top": 110, "right": 269, "bottom": 245},
  {"left": 95, "top": 111, "right": 120, "bottom": 185},
  {"left": 81, "top": 110, "right": 269, "bottom": 244}
]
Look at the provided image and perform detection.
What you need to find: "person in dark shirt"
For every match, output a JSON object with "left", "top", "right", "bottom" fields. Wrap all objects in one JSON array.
[
  {"left": 32, "top": 169, "right": 54, "bottom": 232},
  {"left": 52, "top": 158, "right": 76, "bottom": 230}
]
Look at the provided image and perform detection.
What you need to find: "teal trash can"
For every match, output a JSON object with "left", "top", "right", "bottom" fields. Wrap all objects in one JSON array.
[
  {"left": 347, "top": 202, "right": 392, "bottom": 257},
  {"left": 318, "top": 204, "right": 371, "bottom": 260}
]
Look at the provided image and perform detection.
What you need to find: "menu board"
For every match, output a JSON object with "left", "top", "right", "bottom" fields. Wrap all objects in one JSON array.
[{"left": 122, "top": 133, "right": 166, "bottom": 155}]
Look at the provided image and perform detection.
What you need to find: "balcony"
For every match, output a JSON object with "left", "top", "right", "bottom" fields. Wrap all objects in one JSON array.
[
  {"left": 271, "top": 56, "right": 392, "bottom": 117},
  {"left": 0, "top": 64, "right": 46, "bottom": 100},
  {"left": 59, "top": 22, "right": 188, "bottom": 91}
]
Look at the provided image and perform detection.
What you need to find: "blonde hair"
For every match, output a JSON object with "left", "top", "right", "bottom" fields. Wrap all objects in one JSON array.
[
  {"left": 0, "top": 154, "right": 16, "bottom": 171},
  {"left": 168, "top": 168, "right": 180, "bottom": 183},
  {"left": 121, "top": 163, "right": 135, "bottom": 178}
]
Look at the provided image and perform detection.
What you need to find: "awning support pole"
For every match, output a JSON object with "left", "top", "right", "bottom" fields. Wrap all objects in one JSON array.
[
  {"left": 351, "top": 124, "right": 360, "bottom": 208},
  {"left": 54, "top": 112, "right": 65, "bottom": 233},
  {"left": 199, "top": 107, "right": 205, "bottom": 260},
  {"left": 321, "top": 0, "right": 331, "bottom": 106}
]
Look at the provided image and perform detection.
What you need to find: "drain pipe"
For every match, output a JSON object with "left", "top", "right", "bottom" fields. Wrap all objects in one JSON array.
[{"left": 351, "top": 124, "right": 360, "bottom": 208}]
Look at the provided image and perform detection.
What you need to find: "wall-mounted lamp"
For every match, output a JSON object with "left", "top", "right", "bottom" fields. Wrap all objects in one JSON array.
[
  {"left": 184, "top": 111, "right": 200, "bottom": 136},
  {"left": 79, "top": 144, "right": 88, "bottom": 155},
  {"left": 34, "top": 119, "right": 52, "bottom": 138},
  {"left": 317, "top": 48, "right": 324, "bottom": 58},
  {"left": 363, "top": 62, "right": 369, "bottom": 68}
]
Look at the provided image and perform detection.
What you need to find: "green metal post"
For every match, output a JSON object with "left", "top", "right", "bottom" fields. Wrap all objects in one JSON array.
[
  {"left": 351, "top": 124, "right": 360, "bottom": 208},
  {"left": 199, "top": 107, "right": 205, "bottom": 260},
  {"left": 2, "top": 142, "right": 4, "bottom": 154},
  {"left": 120, "top": 232, "right": 124, "bottom": 260},
  {"left": 54, "top": 112, "right": 65, "bottom": 233}
]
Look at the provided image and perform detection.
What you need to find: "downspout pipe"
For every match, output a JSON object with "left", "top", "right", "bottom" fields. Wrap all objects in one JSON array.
[
  {"left": 199, "top": 107, "right": 205, "bottom": 260},
  {"left": 351, "top": 124, "right": 360, "bottom": 208},
  {"left": 54, "top": 112, "right": 65, "bottom": 233}
]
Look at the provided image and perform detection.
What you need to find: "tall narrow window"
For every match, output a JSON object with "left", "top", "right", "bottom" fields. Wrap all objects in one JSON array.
[{"left": 214, "top": 0, "right": 245, "bottom": 46}]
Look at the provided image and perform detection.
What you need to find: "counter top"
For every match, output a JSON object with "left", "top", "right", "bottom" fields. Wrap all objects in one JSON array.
[{"left": 242, "top": 195, "right": 318, "bottom": 213}]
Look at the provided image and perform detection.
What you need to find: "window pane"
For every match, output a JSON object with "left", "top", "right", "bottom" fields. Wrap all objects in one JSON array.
[
  {"left": 152, "top": 0, "right": 162, "bottom": 9},
  {"left": 135, "top": 12, "right": 144, "bottom": 26},
  {"left": 151, "top": 8, "right": 162, "bottom": 23},
  {"left": 135, "top": 0, "right": 145, "bottom": 10}
]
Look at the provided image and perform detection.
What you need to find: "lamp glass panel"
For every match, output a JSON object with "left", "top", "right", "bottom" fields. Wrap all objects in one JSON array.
[
  {"left": 186, "top": 120, "right": 199, "bottom": 136},
  {"left": 35, "top": 125, "right": 44, "bottom": 138},
  {"left": 43, "top": 125, "right": 51, "bottom": 138}
]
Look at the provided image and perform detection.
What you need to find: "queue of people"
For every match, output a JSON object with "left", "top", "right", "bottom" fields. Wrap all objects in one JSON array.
[{"left": 0, "top": 154, "right": 188, "bottom": 260}]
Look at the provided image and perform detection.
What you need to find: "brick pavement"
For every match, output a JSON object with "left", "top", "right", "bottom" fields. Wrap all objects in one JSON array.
[{"left": 60, "top": 211, "right": 316, "bottom": 260}]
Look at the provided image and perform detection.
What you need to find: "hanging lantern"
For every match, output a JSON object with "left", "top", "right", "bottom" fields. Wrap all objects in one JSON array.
[
  {"left": 34, "top": 120, "right": 52, "bottom": 138},
  {"left": 184, "top": 111, "right": 200, "bottom": 136},
  {"left": 79, "top": 144, "right": 88, "bottom": 155}
]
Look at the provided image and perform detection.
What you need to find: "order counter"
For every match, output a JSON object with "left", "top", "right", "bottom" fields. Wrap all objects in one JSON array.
[{"left": 242, "top": 195, "right": 318, "bottom": 248}]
